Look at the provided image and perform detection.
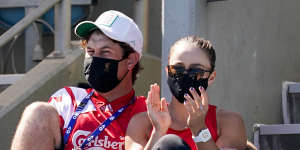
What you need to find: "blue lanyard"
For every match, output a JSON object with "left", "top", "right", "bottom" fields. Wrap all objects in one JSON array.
[
  {"left": 79, "top": 98, "right": 134, "bottom": 149},
  {"left": 64, "top": 90, "right": 94, "bottom": 145},
  {"left": 63, "top": 90, "right": 135, "bottom": 149}
]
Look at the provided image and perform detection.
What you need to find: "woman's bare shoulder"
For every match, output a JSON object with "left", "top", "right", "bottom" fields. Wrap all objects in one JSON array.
[
  {"left": 216, "top": 108, "right": 244, "bottom": 122},
  {"left": 127, "top": 112, "right": 152, "bottom": 134}
]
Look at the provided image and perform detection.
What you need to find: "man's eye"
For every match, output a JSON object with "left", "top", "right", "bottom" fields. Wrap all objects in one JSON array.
[{"left": 102, "top": 50, "right": 111, "bottom": 54}]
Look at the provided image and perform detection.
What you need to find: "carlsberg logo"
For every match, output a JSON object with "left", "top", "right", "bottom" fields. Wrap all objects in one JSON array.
[{"left": 72, "top": 130, "right": 124, "bottom": 150}]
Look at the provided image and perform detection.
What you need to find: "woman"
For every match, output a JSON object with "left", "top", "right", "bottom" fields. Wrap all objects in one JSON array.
[{"left": 125, "top": 36, "right": 247, "bottom": 150}]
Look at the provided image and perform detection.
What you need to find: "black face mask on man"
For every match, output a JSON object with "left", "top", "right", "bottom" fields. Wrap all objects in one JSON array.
[
  {"left": 167, "top": 71, "right": 209, "bottom": 104},
  {"left": 83, "top": 56, "right": 128, "bottom": 93}
]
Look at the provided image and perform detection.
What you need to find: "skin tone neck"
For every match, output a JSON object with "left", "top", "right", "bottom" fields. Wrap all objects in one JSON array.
[{"left": 168, "top": 96, "right": 189, "bottom": 130}]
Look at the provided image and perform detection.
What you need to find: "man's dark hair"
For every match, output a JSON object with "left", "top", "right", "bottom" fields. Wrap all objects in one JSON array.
[{"left": 114, "top": 40, "right": 143, "bottom": 84}]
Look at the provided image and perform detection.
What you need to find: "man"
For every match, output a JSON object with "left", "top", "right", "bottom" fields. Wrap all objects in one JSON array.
[{"left": 11, "top": 10, "right": 146, "bottom": 150}]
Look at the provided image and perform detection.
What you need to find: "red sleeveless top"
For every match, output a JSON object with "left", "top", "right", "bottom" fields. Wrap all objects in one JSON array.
[{"left": 166, "top": 105, "right": 218, "bottom": 150}]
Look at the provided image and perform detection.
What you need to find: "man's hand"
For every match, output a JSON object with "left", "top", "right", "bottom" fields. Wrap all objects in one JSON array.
[{"left": 146, "top": 84, "right": 171, "bottom": 135}]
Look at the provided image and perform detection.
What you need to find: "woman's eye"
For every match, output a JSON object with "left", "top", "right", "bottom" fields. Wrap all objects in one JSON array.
[{"left": 174, "top": 66, "right": 185, "bottom": 72}]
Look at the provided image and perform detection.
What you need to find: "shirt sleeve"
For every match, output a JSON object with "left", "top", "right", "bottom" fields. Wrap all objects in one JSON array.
[{"left": 48, "top": 87, "right": 76, "bottom": 130}]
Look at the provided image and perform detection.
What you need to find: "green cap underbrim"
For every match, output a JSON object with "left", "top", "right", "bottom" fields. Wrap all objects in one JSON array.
[{"left": 75, "top": 22, "right": 99, "bottom": 38}]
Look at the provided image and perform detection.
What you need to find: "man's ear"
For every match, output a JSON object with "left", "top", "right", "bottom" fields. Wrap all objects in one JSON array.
[
  {"left": 208, "top": 70, "right": 216, "bottom": 86},
  {"left": 127, "top": 52, "right": 139, "bottom": 70}
]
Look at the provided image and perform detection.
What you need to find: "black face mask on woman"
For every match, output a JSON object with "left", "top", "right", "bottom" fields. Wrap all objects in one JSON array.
[
  {"left": 167, "top": 66, "right": 210, "bottom": 103},
  {"left": 83, "top": 56, "right": 128, "bottom": 93}
]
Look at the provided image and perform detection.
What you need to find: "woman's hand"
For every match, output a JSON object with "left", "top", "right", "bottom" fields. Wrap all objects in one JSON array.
[
  {"left": 146, "top": 84, "right": 171, "bottom": 135},
  {"left": 184, "top": 86, "right": 209, "bottom": 135}
]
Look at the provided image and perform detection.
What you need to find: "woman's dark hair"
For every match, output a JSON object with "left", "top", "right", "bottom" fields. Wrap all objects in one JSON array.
[{"left": 168, "top": 36, "right": 216, "bottom": 71}]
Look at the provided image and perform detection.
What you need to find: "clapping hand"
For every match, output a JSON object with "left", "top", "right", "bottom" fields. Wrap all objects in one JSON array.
[
  {"left": 146, "top": 84, "right": 171, "bottom": 134},
  {"left": 184, "top": 86, "right": 209, "bottom": 135}
]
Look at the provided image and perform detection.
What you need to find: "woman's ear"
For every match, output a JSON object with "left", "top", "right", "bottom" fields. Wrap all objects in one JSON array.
[
  {"left": 165, "top": 66, "right": 168, "bottom": 76},
  {"left": 127, "top": 52, "right": 139, "bottom": 70},
  {"left": 208, "top": 70, "right": 216, "bottom": 86}
]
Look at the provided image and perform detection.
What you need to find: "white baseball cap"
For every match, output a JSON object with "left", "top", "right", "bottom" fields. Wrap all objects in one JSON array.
[{"left": 75, "top": 10, "right": 143, "bottom": 58}]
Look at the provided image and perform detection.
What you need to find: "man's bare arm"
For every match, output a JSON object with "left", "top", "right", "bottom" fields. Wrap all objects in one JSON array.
[
  {"left": 125, "top": 112, "right": 151, "bottom": 150},
  {"left": 11, "top": 102, "right": 62, "bottom": 150}
]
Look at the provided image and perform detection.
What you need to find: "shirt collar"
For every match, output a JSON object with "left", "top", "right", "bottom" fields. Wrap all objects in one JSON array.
[{"left": 88, "top": 88, "right": 135, "bottom": 110}]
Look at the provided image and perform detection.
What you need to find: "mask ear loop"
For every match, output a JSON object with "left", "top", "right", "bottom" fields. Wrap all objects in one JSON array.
[
  {"left": 206, "top": 69, "right": 214, "bottom": 80},
  {"left": 119, "top": 69, "right": 129, "bottom": 82},
  {"left": 117, "top": 57, "right": 130, "bottom": 82}
]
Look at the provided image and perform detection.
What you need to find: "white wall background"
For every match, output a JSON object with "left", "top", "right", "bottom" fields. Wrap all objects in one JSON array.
[{"left": 162, "top": 0, "right": 300, "bottom": 140}]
